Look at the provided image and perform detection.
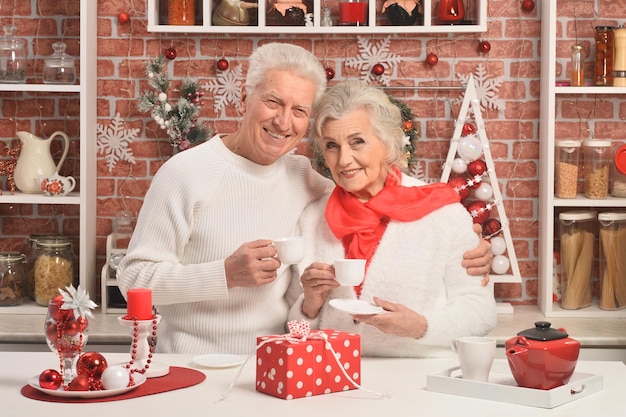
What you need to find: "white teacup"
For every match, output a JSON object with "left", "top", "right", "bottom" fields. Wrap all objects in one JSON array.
[
  {"left": 40, "top": 172, "right": 76, "bottom": 196},
  {"left": 272, "top": 236, "right": 305, "bottom": 265},
  {"left": 333, "top": 259, "right": 366, "bottom": 286},
  {"left": 452, "top": 336, "right": 496, "bottom": 382}
]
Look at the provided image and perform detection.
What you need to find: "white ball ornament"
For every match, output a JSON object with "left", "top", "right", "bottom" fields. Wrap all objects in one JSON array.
[
  {"left": 158, "top": 92, "right": 167, "bottom": 102},
  {"left": 101, "top": 365, "right": 131, "bottom": 390},
  {"left": 474, "top": 182, "right": 493, "bottom": 201},
  {"left": 457, "top": 135, "right": 483, "bottom": 161},
  {"left": 164, "top": 103, "right": 172, "bottom": 112},
  {"left": 490, "top": 236, "right": 507, "bottom": 256},
  {"left": 451, "top": 158, "right": 468, "bottom": 174},
  {"left": 491, "top": 255, "right": 510, "bottom": 275}
]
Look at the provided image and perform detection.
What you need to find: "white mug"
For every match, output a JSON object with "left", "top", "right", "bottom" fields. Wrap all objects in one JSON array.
[
  {"left": 40, "top": 171, "right": 76, "bottom": 196},
  {"left": 452, "top": 336, "right": 496, "bottom": 382},
  {"left": 272, "top": 236, "right": 305, "bottom": 265},
  {"left": 333, "top": 259, "right": 366, "bottom": 286}
]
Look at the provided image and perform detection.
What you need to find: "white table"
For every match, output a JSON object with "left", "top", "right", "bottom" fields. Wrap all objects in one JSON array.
[{"left": 2, "top": 352, "right": 625, "bottom": 417}]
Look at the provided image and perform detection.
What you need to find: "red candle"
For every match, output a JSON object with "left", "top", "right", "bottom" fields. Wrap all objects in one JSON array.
[{"left": 126, "top": 288, "right": 153, "bottom": 320}]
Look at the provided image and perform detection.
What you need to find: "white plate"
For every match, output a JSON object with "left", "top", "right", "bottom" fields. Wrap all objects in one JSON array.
[
  {"left": 192, "top": 354, "right": 248, "bottom": 369},
  {"left": 329, "top": 299, "right": 384, "bottom": 315},
  {"left": 28, "top": 373, "right": 146, "bottom": 399}
]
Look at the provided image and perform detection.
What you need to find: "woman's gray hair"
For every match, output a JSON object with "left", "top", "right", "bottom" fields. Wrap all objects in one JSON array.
[
  {"left": 313, "top": 80, "right": 406, "bottom": 169},
  {"left": 246, "top": 43, "right": 327, "bottom": 105}
]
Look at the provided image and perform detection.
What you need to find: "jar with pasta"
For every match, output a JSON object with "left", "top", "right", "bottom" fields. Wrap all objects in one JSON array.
[
  {"left": 611, "top": 143, "right": 626, "bottom": 197},
  {"left": 555, "top": 140, "right": 581, "bottom": 198},
  {"left": 32, "top": 237, "right": 75, "bottom": 306},
  {"left": 582, "top": 139, "right": 611, "bottom": 199},
  {"left": 559, "top": 210, "right": 596, "bottom": 310},
  {"left": 0, "top": 252, "right": 26, "bottom": 306},
  {"left": 598, "top": 212, "right": 626, "bottom": 310}
]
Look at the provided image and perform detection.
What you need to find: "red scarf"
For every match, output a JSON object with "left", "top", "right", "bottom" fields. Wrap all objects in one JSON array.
[{"left": 325, "top": 166, "right": 460, "bottom": 297}]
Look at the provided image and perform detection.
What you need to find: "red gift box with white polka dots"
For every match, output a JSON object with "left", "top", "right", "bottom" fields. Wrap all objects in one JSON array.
[{"left": 255, "top": 329, "right": 361, "bottom": 400}]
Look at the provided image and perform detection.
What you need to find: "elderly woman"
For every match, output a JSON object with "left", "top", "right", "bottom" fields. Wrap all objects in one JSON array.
[{"left": 289, "top": 80, "right": 497, "bottom": 357}]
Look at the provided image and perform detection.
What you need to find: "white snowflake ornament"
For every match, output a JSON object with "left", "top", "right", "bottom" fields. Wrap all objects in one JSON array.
[
  {"left": 454, "top": 64, "right": 503, "bottom": 111},
  {"left": 97, "top": 113, "right": 138, "bottom": 172},
  {"left": 203, "top": 63, "right": 244, "bottom": 114},
  {"left": 345, "top": 36, "right": 402, "bottom": 86}
]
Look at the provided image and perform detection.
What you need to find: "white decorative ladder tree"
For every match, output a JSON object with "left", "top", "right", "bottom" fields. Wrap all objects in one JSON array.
[{"left": 440, "top": 75, "right": 522, "bottom": 314}]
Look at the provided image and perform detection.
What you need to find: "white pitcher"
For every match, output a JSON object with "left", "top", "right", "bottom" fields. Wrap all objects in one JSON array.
[{"left": 14, "top": 131, "right": 69, "bottom": 194}]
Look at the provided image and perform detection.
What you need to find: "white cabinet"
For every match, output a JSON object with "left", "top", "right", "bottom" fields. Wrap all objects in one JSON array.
[
  {"left": 0, "top": 1, "right": 97, "bottom": 313},
  {"left": 538, "top": 1, "right": 626, "bottom": 317},
  {"left": 147, "top": 0, "right": 486, "bottom": 34}
]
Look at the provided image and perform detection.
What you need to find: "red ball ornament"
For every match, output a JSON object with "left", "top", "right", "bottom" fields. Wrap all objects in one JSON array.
[
  {"left": 462, "top": 123, "right": 476, "bottom": 136},
  {"left": 216, "top": 58, "right": 229, "bottom": 71},
  {"left": 426, "top": 52, "right": 439, "bottom": 66},
  {"left": 64, "top": 318, "right": 80, "bottom": 337},
  {"left": 68, "top": 374, "right": 91, "bottom": 391},
  {"left": 371, "top": 63, "right": 385, "bottom": 76},
  {"left": 479, "top": 41, "right": 491, "bottom": 54},
  {"left": 118, "top": 12, "right": 130, "bottom": 24},
  {"left": 77, "top": 352, "right": 108, "bottom": 379},
  {"left": 402, "top": 120, "right": 414, "bottom": 131},
  {"left": 165, "top": 47, "right": 177, "bottom": 60},
  {"left": 466, "top": 201, "right": 490, "bottom": 225},
  {"left": 448, "top": 177, "right": 471, "bottom": 200},
  {"left": 325, "top": 67, "right": 335, "bottom": 80},
  {"left": 468, "top": 159, "right": 488, "bottom": 176},
  {"left": 39, "top": 369, "right": 62, "bottom": 390},
  {"left": 521, "top": 0, "right": 535, "bottom": 12},
  {"left": 482, "top": 218, "right": 502, "bottom": 237}
]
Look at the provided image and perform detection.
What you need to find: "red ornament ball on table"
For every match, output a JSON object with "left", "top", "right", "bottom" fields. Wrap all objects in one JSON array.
[
  {"left": 468, "top": 159, "right": 488, "bottom": 176},
  {"left": 448, "top": 177, "right": 471, "bottom": 200},
  {"left": 68, "top": 374, "right": 91, "bottom": 391},
  {"left": 482, "top": 218, "right": 502, "bottom": 237},
  {"left": 521, "top": 0, "right": 535, "bottom": 12},
  {"left": 325, "top": 67, "right": 335, "bottom": 80},
  {"left": 466, "top": 201, "right": 489, "bottom": 224},
  {"left": 426, "top": 52, "right": 439, "bottom": 66},
  {"left": 371, "top": 63, "right": 385, "bottom": 76},
  {"left": 77, "top": 352, "right": 109, "bottom": 379},
  {"left": 479, "top": 41, "right": 491, "bottom": 54},
  {"left": 165, "top": 47, "right": 177, "bottom": 60},
  {"left": 39, "top": 369, "right": 62, "bottom": 390},
  {"left": 118, "top": 12, "right": 130, "bottom": 24},
  {"left": 217, "top": 58, "right": 229, "bottom": 71}
]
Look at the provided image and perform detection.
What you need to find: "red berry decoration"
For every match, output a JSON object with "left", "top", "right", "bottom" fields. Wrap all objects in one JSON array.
[
  {"left": 325, "top": 67, "right": 335, "bottom": 80},
  {"left": 426, "top": 52, "right": 439, "bottom": 66},
  {"left": 371, "top": 63, "right": 385, "bottom": 76},
  {"left": 39, "top": 369, "right": 62, "bottom": 390},
  {"left": 448, "top": 177, "right": 471, "bottom": 201},
  {"left": 482, "top": 218, "right": 502, "bottom": 237},
  {"left": 118, "top": 12, "right": 130, "bottom": 24},
  {"left": 466, "top": 201, "right": 490, "bottom": 225},
  {"left": 479, "top": 41, "right": 491, "bottom": 54},
  {"left": 165, "top": 47, "right": 177, "bottom": 60},
  {"left": 402, "top": 120, "right": 414, "bottom": 131},
  {"left": 521, "top": 0, "right": 535, "bottom": 12},
  {"left": 216, "top": 58, "right": 229, "bottom": 71},
  {"left": 468, "top": 159, "right": 488, "bottom": 176},
  {"left": 462, "top": 123, "right": 476, "bottom": 136}
]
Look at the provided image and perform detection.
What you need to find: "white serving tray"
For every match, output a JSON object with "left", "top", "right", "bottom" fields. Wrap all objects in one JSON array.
[{"left": 426, "top": 359, "right": 603, "bottom": 409}]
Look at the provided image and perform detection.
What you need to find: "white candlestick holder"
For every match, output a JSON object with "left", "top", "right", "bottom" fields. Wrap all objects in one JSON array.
[{"left": 118, "top": 315, "right": 169, "bottom": 378}]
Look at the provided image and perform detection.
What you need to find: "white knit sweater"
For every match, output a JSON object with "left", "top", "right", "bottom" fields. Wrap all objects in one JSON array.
[
  {"left": 117, "top": 135, "right": 334, "bottom": 354},
  {"left": 289, "top": 174, "right": 497, "bottom": 358}
]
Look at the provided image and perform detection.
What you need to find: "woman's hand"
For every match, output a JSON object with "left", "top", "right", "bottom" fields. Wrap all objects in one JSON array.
[
  {"left": 300, "top": 262, "right": 340, "bottom": 319},
  {"left": 352, "top": 296, "right": 427, "bottom": 339},
  {"left": 462, "top": 223, "right": 492, "bottom": 286}
]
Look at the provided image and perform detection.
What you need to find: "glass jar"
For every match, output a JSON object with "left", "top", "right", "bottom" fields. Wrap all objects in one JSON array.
[
  {"left": 611, "top": 143, "right": 626, "bottom": 197},
  {"left": 168, "top": 0, "right": 196, "bottom": 25},
  {"left": 598, "top": 212, "right": 626, "bottom": 310},
  {"left": 559, "top": 210, "right": 596, "bottom": 310},
  {"left": 25, "top": 234, "right": 59, "bottom": 300},
  {"left": 113, "top": 210, "right": 135, "bottom": 250},
  {"left": 0, "top": 252, "right": 26, "bottom": 306},
  {"left": 0, "top": 25, "right": 27, "bottom": 83},
  {"left": 42, "top": 42, "right": 76, "bottom": 84},
  {"left": 570, "top": 45, "right": 585, "bottom": 86},
  {"left": 32, "top": 237, "right": 76, "bottom": 306},
  {"left": 555, "top": 140, "right": 581, "bottom": 199},
  {"left": 582, "top": 139, "right": 611, "bottom": 199},
  {"left": 595, "top": 26, "right": 614, "bottom": 86},
  {"left": 614, "top": 27, "right": 626, "bottom": 86}
]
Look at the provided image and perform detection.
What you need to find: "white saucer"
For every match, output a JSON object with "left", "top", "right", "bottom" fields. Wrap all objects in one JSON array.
[
  {"left": 192, "top": 354, "right": 248, "bottom": 369},
  {"left": 329, "top": 299, "right": 384, "bottom": 315},
  {"left": 28, "top": 373, "right": 146, "bottom": 399}
]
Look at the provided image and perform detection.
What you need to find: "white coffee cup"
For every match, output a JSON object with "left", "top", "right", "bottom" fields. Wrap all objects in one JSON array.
[
  {"left": 452, "top": 336, "right": 496, "bottom": 382},
  {"left": 333, "top": 259, "right": 366, "bottom": 286},
  {"left": 272, "top": 236, "right": 305, "bottom": 265}
]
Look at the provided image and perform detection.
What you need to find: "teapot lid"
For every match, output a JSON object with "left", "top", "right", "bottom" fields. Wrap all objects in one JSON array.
[{"left": 517, "top": 321, "right": 568, "bottom": 341}]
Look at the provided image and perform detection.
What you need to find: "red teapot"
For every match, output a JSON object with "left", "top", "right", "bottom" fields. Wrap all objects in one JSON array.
[{"left": 505, "top": 321, "right": 580, "bottom": 390}]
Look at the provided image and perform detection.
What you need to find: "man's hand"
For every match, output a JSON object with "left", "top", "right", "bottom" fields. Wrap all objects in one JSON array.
[{"left": 224, "top": 239, "right": 281, "bottom": 288}]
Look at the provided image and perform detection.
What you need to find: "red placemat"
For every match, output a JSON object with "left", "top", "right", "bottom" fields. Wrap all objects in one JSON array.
[{"left": 21, "top": 366, "right": 206, "bottom": 403}]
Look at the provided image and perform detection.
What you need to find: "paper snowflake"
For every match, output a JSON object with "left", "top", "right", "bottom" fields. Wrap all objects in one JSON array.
[
  {"left": 345, "top": 36, "right": 402, "bottom": 86},
  {"left": 454, "top": 64, "right": 503, "bottom": 111},
  {"left": 203, "top": 64, "right": 244, "bottom": 114},
  {"left": 97, "top": 113, "right": 137, "bottom": 171}
]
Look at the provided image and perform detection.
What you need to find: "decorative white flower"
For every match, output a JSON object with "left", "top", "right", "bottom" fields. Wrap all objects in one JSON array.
[{"left": 59, "top": 285, "right": 98, "bottom": 319}]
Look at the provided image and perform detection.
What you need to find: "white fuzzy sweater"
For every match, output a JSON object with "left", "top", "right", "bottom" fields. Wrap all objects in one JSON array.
[
  {"left": 117, "top": 135, "right": 334, "bottom": 354},
  {"left": 289, "top": 174, "right": 497, "bottom": 358}
]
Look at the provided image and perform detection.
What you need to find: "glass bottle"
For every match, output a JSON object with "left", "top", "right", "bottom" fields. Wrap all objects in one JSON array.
[
  {"left": 554, "top": 140, "right": 581, "bottom": 199},
  {"left": 582, "top": 140, "right": 611, "bottom": 199},
  {"left": 559, "top": 210, "right": 596, "bottom": 310},
  {"left": 0, "top": 25, "right": 27, "bottom": 83},
  {"left": 595, "top": 26, "right": 614, "bottom": 86},
  {"left": 570, "top": 45, "right": 584, "bottom": 86},
  {"left": 0, "top": 252, "right": 26, "bottom": 306},
  {"left": 113, "top": 210, "right": 135, "bottom": 250},
  {"left": 43, "top": 42, "right": 76, "bottom": 84},
  {"left": 32, "top": 237, "right": 76, "bottom": 306},
  {"left": 168, "top": 0, "right": 196, "bottom": 25},
  {"left": 598, "top": 212, "right": 626, "bottom": 310},
  {"left": 612, "top": 143, "right": 626, "bottom": 197}
]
